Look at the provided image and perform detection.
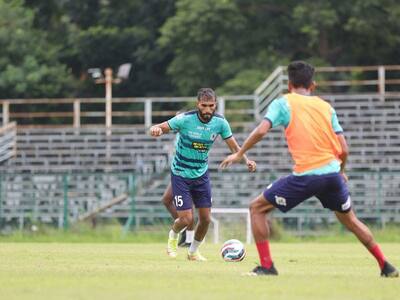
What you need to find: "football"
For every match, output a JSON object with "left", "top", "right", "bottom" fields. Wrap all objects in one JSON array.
[{"left": 220, "top": 239, "right": 246, "bottom": 262}]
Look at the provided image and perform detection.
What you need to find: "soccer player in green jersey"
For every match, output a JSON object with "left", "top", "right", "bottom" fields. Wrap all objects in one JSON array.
[{"left": 150, "top": 88, "right": 256, "bottom": 261}]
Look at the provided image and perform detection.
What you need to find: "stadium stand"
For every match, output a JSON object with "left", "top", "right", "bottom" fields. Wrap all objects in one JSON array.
[
  {"left": 0, "top": 66, "right": 400, "bottom": 232},
  {"left": 0, "top": 122, "right": 16, "bottom": 163}
]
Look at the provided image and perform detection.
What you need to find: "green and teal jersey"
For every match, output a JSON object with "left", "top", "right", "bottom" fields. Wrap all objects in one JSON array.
[{"left": 167, "top": 110, "right": 233, "bottom": 179}]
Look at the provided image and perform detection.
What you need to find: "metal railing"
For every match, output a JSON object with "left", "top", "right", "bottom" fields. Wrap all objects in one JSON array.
[
  {"left": 255, "top": 65, "right": 400, "bottom": 117},
  {"left": 0, "top": 95, "right": 256, "bottom": 130},
  {"left": 254, "top": 66, "right": 286, "bottom": 119},
  {"left": 1, "top": 65, "right": 399, "bottom": 129}
]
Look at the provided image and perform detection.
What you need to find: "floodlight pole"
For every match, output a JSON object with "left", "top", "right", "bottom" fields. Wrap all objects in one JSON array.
[{"left": 95, "top": 68, "right": 121, "bottom": 135}]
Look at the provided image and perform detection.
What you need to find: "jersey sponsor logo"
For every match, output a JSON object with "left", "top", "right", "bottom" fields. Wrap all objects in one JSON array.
[
  {"left": 188, "top": 130, "right": 203, "bottom": 138},
  {"left": 196, "top": 125, "right": 211, "bottom": 131},
  {"left": 192, "top": 142, "right": 209, "bottom": 151},
  {"left": 342, "top": 196, "right": 351, "bottom": 211},
  {"left": 275, "top": 195, "right": 287, "bottom": 206}
]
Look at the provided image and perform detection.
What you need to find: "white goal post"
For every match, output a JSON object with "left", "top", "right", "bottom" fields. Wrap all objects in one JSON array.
[{"left": 211, "top": 208, "right": 252, "bottom": 244}]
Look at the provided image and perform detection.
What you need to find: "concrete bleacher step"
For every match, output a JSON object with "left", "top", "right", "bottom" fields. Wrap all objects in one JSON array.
[{"left": 1, "top": 93, "right": 400, "bottom": 226}]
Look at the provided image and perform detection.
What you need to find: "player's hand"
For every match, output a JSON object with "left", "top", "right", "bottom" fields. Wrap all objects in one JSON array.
[
  {"left": 149, "top": 126, "right": 163, "bottom": 137},
  {"left": 341, "top": 172, "right": 348, "bottom": 182},
  {"left": 219, "top": 153, "right": 243, "bottom": 169},
  {"left": 246, "top": 160, "right": 257, "bottom": 172}
]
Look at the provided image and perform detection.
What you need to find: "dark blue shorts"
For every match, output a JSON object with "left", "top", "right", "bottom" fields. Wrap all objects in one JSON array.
[
  {"left": 171, "top": 171, "right": 212, "bottom": 211},
  {"left": 263, "top": 173, "right": 351, "bottom": 213}
]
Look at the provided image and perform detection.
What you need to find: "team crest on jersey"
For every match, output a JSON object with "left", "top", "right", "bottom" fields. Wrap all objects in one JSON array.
[
  {"left": 275, "top": 195, "right": 287, "bottom": 206},
  {"left": 210, "top": 133, "right": 217, "bottom": 141}
]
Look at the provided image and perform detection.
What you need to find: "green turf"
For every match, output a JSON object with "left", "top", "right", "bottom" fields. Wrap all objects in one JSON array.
[
  {"left": 0, "top": 243, "right": 398, "bottom": 300},
  {"left": 1, "top": 223, "right": 399, "bottom": 243}
]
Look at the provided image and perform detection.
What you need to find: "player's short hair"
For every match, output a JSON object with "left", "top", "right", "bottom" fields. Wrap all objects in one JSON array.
[
  {"left": 197, "top": 88, "right": 216, "bottom": 102},
  {"left": 287, "top": 61, "right": 315, "bottom": 89}
]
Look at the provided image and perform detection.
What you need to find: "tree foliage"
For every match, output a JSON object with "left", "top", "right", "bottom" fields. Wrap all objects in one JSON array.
[
  {"left": 159, "top": 0, "right": 248, "bottom": 95},
  {"left": 0, "top": 0, "right": 74, "bottom": 98},
  {"left": 0, "top": 0, "right": 399, "bottom": 98}
]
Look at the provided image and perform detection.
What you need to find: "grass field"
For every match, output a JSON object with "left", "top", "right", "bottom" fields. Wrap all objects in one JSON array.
[{"left": 0, "top": 243, "right": 399, "bottom": 300}]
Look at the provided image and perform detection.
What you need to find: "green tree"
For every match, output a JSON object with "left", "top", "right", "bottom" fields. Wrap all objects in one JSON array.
[
  {"left": 9, "top": 0, "right": 400, "bottom": 98},
  {"left": 342, "top": 0, "right": 400, "bottom": 65},
  {"left": 62, "top": 0, "right": 176, "bottom": 97},
  {"left": 0, "top": 0, "right": 75, "bottom": 98},
  {"left": 159, "top": 0, "right": 249, "bottom": 95},
  {"left": 160, "top": 0, "right": 297, "bottom": 95},
  {"left": 292, "top": 1, "right": 340, "bottom": 61}
]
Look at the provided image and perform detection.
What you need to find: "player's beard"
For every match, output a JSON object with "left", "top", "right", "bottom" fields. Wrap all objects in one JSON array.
[{"left": 198, "top": 111, "right": 213, "bottom": 122}]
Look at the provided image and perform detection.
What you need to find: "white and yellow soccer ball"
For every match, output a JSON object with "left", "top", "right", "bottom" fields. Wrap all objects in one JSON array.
[{"left": 220, "top": 239, "right": 246, "bottom": 262}]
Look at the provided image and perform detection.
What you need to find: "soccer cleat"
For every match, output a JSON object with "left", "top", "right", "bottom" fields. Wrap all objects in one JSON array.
[
  {"left": 381, "top": 261, "right": 399, "bottom": 278},
  {"left": 246, "top": 264, "right": 278, "bottom": 276},
  {"left": 167, "top": 236, "right": 179, "bottom": 258},
  {"left": 178, "top": 230, "right": 187, "bottom": 247},
  {"left": 187, "top": 250, "right": 207, "bottom": 261}
]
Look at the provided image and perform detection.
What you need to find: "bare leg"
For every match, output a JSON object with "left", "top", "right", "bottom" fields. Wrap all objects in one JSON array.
[
  {"left": 163, "top": 183, "right": 195, "bottom": 230},
  {"left": 172, "top": 209, "right": 193, "bottom": 233},
  {"left": 335, "top": 209, "right": 376, "bottom": 249},
  {"left": 248, "top": 193, "right": 277, "bottom": 274},
  {"left": 183, "top": 208, "right": 195, "bottom": 245},
  {"left": 188, "top": 207, "right": 211, "bottom": 259},
  {"left": 194, "top": 207, "right": 211, "bottom": 241},
  {"left": 249, "top": 193, "right": 275, "bottom": 242},
  {"left": 167, "top": 209, "right": 193, "bottom": 258},
  {"left": 187, "top": 215, "right": 195, "bottom": 231},
  {"left": 162, "top": 183, "right": 178, "bottom": 219},
  {"left": 334, "top": 209, "right": 399, "bottom": 277}
]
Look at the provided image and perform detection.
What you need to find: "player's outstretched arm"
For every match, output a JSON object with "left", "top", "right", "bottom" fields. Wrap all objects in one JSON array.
[
  {"left": 149, "top": 121, "right": 170, "bottom": 137},
  {"left": 223, "top": 136, "right": 256, "bottom": 172},
  {"left": 220, "top": 120, "right": 271, "bottom": 169}
]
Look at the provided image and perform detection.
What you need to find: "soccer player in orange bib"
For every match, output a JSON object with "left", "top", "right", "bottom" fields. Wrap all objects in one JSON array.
[{"left": 220, "top": 61, "right": 399, "bottom": 277}]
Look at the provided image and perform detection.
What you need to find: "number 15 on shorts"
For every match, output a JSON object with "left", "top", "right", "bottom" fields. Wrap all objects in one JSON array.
[{"left": 174, "top": 195, "right": 183, "bottom": 207}]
